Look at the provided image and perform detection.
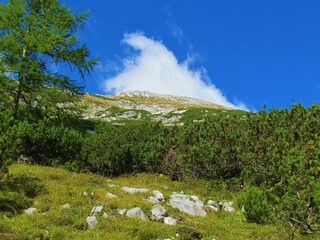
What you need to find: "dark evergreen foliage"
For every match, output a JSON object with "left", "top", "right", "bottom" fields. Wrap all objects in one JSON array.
[{"left": 0, "top": 0, "right": 97, "bottom": 119}]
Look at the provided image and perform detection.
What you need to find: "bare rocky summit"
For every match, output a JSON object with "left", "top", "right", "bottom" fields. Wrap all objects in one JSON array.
[{"left": 80, "top": 91, "right": 239, "bottom": 125}]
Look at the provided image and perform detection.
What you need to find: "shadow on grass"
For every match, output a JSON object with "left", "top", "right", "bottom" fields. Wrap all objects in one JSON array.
[{"left": 0, "top": 174, "right": 45, "bottom": 216}]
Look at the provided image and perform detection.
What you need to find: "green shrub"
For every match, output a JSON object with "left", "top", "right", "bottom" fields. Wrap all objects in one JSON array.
[
  {"left": 238, "top": 186, "right": 274, "bottom": 224},
  {"left": 17, "top": 118, "right": 84, "bottom": 167},
  {"left": 271, "top": 143, "right": 320, "bottom": 236}
]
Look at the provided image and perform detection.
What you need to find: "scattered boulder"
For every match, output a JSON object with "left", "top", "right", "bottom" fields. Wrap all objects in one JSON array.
[
  {"left": 105, "top": 193, "right": 117, "bottom": 198},
  {"left": 91, "top": 206, "right": 103, "bottom": 215},
  {"left": 25, "top": 208, "right": 36, "bottom": 215},
  {"left": 86, "top": 216, "right": 98, "bottom": 229},
  {"left": 147, "top": 190, "right": 165, "bottom": 204},
  {"left": 169, "top": 193, "right": 206, "bottom": 217},
  {"left": 151, "top": 204, "right": 167, "bottom": 222},
  {"left": 122, "top": 187, "right": 149, "bottom": 194},
  {"left": 153, "top": 190, "right": 165, "bottom": 202},
  {"left": 164, "top": 216, "right": 178, "bottom": 225},
  {"left": 126, "top": 207, "right": 149, "bottom": 221}
]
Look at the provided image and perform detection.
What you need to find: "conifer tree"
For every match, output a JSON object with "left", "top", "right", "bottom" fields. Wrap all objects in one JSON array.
[{"left": 0, "top": 0, "right": 97, "bottom": 119}]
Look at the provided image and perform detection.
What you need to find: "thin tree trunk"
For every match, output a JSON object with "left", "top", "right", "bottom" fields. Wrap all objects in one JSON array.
[{"left": 13, "top": 47, "right": 27, "bottom": 119}]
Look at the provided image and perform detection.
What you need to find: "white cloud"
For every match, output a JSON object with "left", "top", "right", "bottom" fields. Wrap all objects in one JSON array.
[{"left": 104, "top": 32, "right": 247, "bottom": 110}]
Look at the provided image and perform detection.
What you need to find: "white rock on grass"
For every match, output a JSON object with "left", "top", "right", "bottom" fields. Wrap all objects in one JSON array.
[
  {"left": 118, "top": 209, "right": 127, "bottom": 215},
  {"left": 153, "top": 190, "right": 165, "bottom": 202},
  {"left": 86, "top": 216, "right": 98, "bottom": 229},
  {"left": 126, "top": 207, "right": 149, "bottom": 221},
  {"left": 25, "top": 208, "right": 36, "bottom": 215},
  {"left": 169, "top": 193, "right": 206, "bottom": 217},
  {"left": 91, "top": 206, "right": 103, "bottom": 215},
  {"left": 61, "top": 203, "right": 71, "bottom": 209},
  {"left": 223, "top": 202, "right": 235, "bottom": 212},
  {"left": 151, "top": 204, "right": 167, "bottom": 222},
  {"left": 105, "top": 193, "right": 117, "bottom": 198},
  {"left": 207, "top": 200, "right": 218, "bottom": 207},
  {"left": 83, "top": 191, "right": 94, "bottom": 196},
  {"left": 107, "top": 184, "right": 118, "bottom": 188},
  {"left": 164, "top": 216, "right": 178, "bottom": 225},
  {"left": 207, "top": 205, "right": 219, "bottom": 212},
  {"left": 147, "top": 196, "right": 160, "bottom": 204},
  {"left": 207, "top": 200, "right": 219, "bottom": 212},
  {"left": 122, "top": 187, "right": 149, "bottom": 194}
]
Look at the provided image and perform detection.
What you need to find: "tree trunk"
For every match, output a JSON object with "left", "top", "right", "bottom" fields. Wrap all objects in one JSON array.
[{"left": 13, "top": 47, "right": 27, "bottom": 119}]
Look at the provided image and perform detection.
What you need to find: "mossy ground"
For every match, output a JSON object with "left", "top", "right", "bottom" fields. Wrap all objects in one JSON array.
[{"left": 0, "top": 164, "right": 318, "bottom": 240}]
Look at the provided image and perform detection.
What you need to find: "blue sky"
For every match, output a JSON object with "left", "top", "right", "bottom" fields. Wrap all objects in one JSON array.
[{"left": 7, "top": 1, "right": 320, "bottom": 110}]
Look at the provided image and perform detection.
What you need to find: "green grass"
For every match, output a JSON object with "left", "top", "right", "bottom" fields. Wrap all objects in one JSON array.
[{"left": 1, "top": 164, "right": 316, "bottom": 239}]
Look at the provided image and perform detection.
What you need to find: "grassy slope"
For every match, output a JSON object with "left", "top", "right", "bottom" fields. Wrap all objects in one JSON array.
[{"left": 0, "top": 164, "right": 304, "bottom": 240}]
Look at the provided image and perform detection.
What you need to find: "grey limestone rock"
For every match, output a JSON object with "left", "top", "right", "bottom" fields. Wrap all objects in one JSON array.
[
  {"left": 153, "top": 190, "right": 165, "bottom": 202},
  {"left": 61, "top": 203, "right": 71, "bottom": 209},
  {"left": 105, "top": 192, "right": 117, "bottom": 198},
  {"left": 25, "top": 208, "right": 37, "bottom": 215},
  {"left": 91, "top": 206, "right": 103, "bottom": 215},
  {"left": 147, "top": 196, "right": 160, "bottom": 204},
  {"left": 169, "top": 193, "right": 206, "bottom": 217},
  {"left": 86, "top": 216, "right": 98, "bottom": 229},
  {"left": 151, "top": 204, "right": 167, "bottom": 222},
  {"left": 223, "top": 202, "right": 235, "bottom": 212},
  {"left": 163, "top": 216, "right": 178, "bottom": 225},
  {"left": 118, "top": 209, "right": 127, "bottom": 215},
  {"left": 122, "top": 187, "right": 149, "bottom": 194},
  {"left": 126, "top": 207, "right": 149, "bottom": 221}
]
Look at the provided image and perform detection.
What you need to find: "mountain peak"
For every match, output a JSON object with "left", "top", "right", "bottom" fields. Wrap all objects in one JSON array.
[{"left": 82, "top": 91, "right": 243, "bottom": 125}]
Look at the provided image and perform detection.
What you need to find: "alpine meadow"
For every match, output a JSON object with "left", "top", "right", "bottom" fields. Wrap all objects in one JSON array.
[{"left": 0, "top": 1, "right": 319, "bottom": 240}]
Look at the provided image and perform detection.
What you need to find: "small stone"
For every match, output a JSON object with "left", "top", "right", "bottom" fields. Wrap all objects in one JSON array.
[
  {"left": 83, "top": 192, "right": 88, "bottom": 196},
  {"left": 126, "top": 207, "right": 149, "bottom": 221},
  {"left": 25, "top": 208, "right": 36, "bottom": 215},
  {"left": 91, "top": 206, "right": 103, "bottom": 215},
  {"left": 107, "top": 184, "right": 117, "bottom": 188},
  {"left": 223, "top": 202, "right": 235, "bottom": 212},
  {"left": 86, "top": 216, "right": 98, "bottom": 229},
  {"left": 122, "top": 187, "right": 149, "bottom": 194},
  {"left": 105, "top": 193, "right": 117, "bottom": 198},
  {"left": 61, "top": 203, "right": 71, "bottom": 209},
  {"left": 147, "top": 196, "right": 160, "bottom": 204},
  {"left": 164, "top": 216, "right": 178, "bottom": 225},
  {"left": 207, "top": 205, "right": 219, "bottom": 212},
  {"left": 118, "top": 209, "right": 127, "bottom": 215},
  {"left": 208, "top": 200, "right": 218, "bottom": 207},
  {"left": 153, "top": 190, "right": 165, "bottom": 202}
]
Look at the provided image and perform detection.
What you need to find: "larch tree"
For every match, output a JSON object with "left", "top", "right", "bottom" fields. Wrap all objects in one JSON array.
[{"left": 0, "top": 0, "right": 97, "bottom": 119}]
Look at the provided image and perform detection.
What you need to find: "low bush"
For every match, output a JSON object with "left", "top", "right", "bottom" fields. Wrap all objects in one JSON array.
[{"left": 238, "top": 186, "right": 274, "bottom": 224}]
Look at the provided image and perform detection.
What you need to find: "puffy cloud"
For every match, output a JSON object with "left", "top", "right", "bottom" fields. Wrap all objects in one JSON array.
[{"left": 104, "top": 32, "right": 247, "bottom": 110}]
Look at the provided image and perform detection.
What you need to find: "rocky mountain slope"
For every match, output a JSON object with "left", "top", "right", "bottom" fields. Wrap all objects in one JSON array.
[{"left": 79, "top": 91, "right": 244, "bottom": 125}]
